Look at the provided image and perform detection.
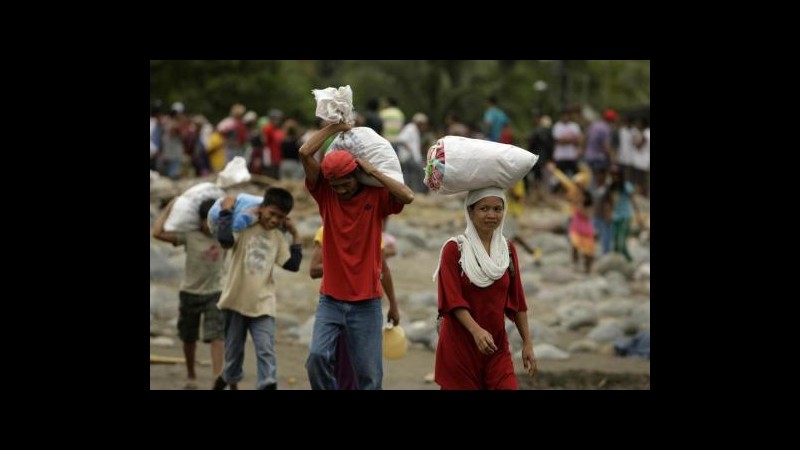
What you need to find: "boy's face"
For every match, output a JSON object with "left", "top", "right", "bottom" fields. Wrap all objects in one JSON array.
[{"left": 258, "top": 205, "right": 288, "bottom": 230}]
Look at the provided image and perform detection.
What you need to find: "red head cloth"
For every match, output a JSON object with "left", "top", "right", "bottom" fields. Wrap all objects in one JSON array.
[
  {"left": 603, "top": 109, "right": 618, "bottom": 122},
  {"left": 321, "top": 151, "right": 358, "bottom": 179}
]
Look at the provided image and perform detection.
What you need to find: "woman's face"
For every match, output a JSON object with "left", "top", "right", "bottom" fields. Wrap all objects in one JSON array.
[{"left": 468, "top": 196, "right": 505, "bottom": 234}]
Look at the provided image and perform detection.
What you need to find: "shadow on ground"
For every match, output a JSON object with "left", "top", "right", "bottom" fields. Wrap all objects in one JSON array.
[{"left": 519, "top": 370, "right": 650, "bottom": 390}]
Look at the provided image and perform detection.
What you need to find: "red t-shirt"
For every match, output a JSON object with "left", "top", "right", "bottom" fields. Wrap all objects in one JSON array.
[
  {"left": 434, "top": 240, "right": 527, "bottom": 389},
  {"left": 261, "top": 124, "right": 285, "bottom": 167},
  {"left": 307, "top": 174, "right": 404, "bottom": 301}
]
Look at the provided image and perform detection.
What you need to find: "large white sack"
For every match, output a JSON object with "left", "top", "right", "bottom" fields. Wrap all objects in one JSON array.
[
  {"left": 312, "top": 85, "right": 355, "bottom": 124},
  {"left": 216, "top": 156, "right": 251, "bottom": 188},
  {"left": 328, "top": 127, "right": 404, "bottom": 187},
  {"left": 426, "top": 136, "right": 538, "bottom": 195},
  {"left": 164, "top": 182, "right": 226, "bottom": 232}
]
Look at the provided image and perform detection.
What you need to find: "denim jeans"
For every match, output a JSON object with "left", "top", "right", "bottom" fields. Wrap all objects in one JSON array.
[
  {"left": 306, "top": 295, "right": 383, "bottom": 390},
  {"left": 593, "top": 217, "right": 613, "bottom": 255},
  {"left": 220, "top": 310, "right": 276, "bottom": 390}
]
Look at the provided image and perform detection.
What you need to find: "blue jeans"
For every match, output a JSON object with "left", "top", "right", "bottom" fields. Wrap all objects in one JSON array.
[
  {"left": 593, "top": 217, "right": 613, "bottom": 255},
  {"left": 220, "top": 310, "right": 276, "bottom": 390},
  {"left": 306, "top": 295, "right": 383, "bottom": 390}
]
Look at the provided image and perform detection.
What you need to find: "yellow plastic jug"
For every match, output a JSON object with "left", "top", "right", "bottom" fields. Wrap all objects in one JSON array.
[{"left": 382, "top": 324, "right": 408, "bottom": 360}]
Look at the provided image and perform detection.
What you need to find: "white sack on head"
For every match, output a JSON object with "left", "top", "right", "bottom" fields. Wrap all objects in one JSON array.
[
  {"left": 216, "top": 156, "right": 251, "bottom": 188},
  {"left": 424, "top": 136, "right": 538, "bottom": 195},
  {"left": 328, "top": 127, "right": 404, "bottom": 187},
  {"left": 164, "top": 182, "right": 226, "bottom": 232},
  {"left": 312, "top": 85, "right": 355, "bottom": 124}
]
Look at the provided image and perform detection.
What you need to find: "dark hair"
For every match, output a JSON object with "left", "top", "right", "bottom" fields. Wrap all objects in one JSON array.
[
  {"left": 367, "top": 98, "right": 380, "bottom": 111},
  {"left": 261, "top": 187, "right": 294, "bottom": 213},
  {"left": 199, "top": 198, "right": 216, "bottom": 220}
]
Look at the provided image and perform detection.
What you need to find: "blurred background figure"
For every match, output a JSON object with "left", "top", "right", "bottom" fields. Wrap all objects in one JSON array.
[
  {"left": 482, "top": 96, "right": 510, "bottom": 143},
  {"left": 396, "top": 112, "right": 430, "bottom": 193}
]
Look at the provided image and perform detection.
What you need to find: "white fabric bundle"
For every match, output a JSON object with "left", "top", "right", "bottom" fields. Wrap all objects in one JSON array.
[
  {"left": 163, "top": 182, "right": 225, "bottom": 232},
  {"left": 216, "top": 156, "right": 251, "bottom": 188},
  {"left": 312, "top": 85, "right": 355, "bottom": 124},
  {"left": 425, "top": 136, "right": 538, "bottom": 195},
  {"left": 433, "top": 187, "right": 509, "bottom": 287},
  {"left": 328, "top": 127, "right": 404, "bottom": 187}
]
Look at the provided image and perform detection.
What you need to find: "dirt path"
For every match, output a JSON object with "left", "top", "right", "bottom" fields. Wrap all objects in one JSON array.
[{"left": 150, "top": 339, "right": 650, "bottom": 390}]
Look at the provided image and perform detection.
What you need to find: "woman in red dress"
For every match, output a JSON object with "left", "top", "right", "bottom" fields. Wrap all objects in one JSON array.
[{"left": 433, "top": 187, "right": 537, "bottom": 389}]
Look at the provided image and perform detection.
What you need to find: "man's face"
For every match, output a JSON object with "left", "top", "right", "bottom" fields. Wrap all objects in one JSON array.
[{"left": 329, "top": 175, "right": 359, "bottom": 200}]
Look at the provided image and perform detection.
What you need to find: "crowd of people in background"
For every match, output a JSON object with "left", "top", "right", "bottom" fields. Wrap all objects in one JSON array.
[
  {"left": 150, "top": 97, "right": 649, "bottom": 201},
  {"left": 150, "top": 96, "right": 650, "bottom": 274}
]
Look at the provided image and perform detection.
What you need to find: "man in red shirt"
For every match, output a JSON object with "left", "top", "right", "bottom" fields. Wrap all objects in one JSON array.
[{"left": 300, "top": 122, "right": 414, "bottom": 390}]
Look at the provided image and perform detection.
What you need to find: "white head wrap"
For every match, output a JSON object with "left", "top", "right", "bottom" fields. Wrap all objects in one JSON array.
[{"left": 433, "top": 187, "right": 509, "bottom": 287}]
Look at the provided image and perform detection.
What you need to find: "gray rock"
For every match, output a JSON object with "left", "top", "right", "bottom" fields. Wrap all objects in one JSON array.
[
  {"left": 631, "top": 301, "right": 650, "bottom": 326},
  {"left": 597, "top": 299, "right": 637, "bottom": 317},
  {"left": 568, "top": 339, "right": 599, "bottom": 353},
  {"left": 556, "top": 300, "right": 597, "bottom": 330},
  {"left": 407, "top": 291, "right": 437, "bottom": 309},
  {"left": 587, "top": 320, "right": 625, "bottom": 343},
  {"left": 593, "top": 253, "right": 635, "bottom": 279},
  {"left": 295, "top": 315, "right": 316, "bottom": 345},
  {"left": 540, "top": 251, "right": 572, "bottom": 267},
  {"left": 274, "top": 312, "right": 301, "bottom": 331},
  {"left": 634, "top": 263, "right": 650, "bottom": 281},
  {"left": 150, "top": 336, "right": 176, "bottom": 347},
  {"left": 530, "top": 232, "right": 571, "bottom": 254},
  {"left": 541, "top": 266, "right": 582, "bottom": 284},
  {"left": 604, "top": 271, "right": 632, "bottom": 297},
  {"left": 563, "top": 277, "right": 610, "bottom": 302},
  {"left": 629, "top": 239, "right": 650, "bottom": 264},
  {"left": 522, "top": 278, "right": 540, "bottom": 297},
  {"left": 149, "top": 176, "right": 178, "bottom": 201},
  {"left": 405, "top": 320, "right": 437, "bottom": 349},
  {"left": 297, "top": 217, "right": 322, "bottom": 241},
  {"left": 530, "top": 319, "right": 558, "bottom": 344},
  {"left": 150, "top": 284, "right": 179, "bottom": 320},
  {"left": 533, "top": 343, "right": 570, "bottom": 360},
  {"left": 150, "top": 245, "right": 181, "bottom": 282},
  {"left": 557, "top": 301, "right": 598, "bottom": 330}
]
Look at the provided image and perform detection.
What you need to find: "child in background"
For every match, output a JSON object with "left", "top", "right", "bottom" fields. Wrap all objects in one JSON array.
[
  {"left": 606, "top": 165, "right": 643, "bottom": 262},
  {"left": 546, "top": 162, "right": 596, "bottom": 273}
]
